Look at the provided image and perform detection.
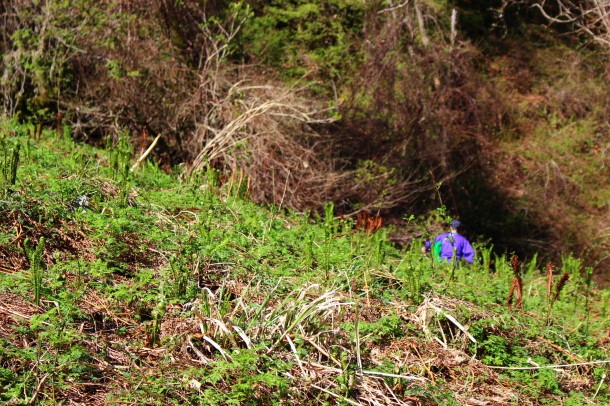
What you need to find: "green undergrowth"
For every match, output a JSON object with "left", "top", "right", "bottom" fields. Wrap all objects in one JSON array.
[{"left": 0, "top": 120, "right": 608, "bottom": 404}]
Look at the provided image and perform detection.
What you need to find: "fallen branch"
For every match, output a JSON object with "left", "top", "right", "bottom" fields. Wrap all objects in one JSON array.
[{"left": 360, "top": 369, "right": 427, "bottom": 382}]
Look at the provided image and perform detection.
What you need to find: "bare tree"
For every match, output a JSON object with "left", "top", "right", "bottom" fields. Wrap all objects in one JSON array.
[{"left": 529, "top": 0, "right": 610, "bottom": 50}]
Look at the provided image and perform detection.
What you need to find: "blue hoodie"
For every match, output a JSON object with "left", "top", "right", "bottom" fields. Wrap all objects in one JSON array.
[{"left": 425, "top": 232, "right": 475, "bottom": 263}]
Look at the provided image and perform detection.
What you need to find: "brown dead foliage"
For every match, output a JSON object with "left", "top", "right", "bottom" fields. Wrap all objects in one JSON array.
[
  {"left": 372, "top": 337, "right": 514, "bottom": 405},
  {"left": 0, "top": 207, "right": 96, "bottom": 273},
  {"left": 356, "top": 212, "right": 383, "bottom": 236},
  {"left": 507, "top": 255, "right": 524, "bottom": 310},
  {"left": 0, "top": 293, "right": 43, "bottom": 333},
  {"left": 342, "top": 7, "right": 499, "bottom": 175}
]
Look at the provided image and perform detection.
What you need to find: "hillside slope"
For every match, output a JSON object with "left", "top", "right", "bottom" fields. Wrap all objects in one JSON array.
[
  {"left": 1, "top": 1, "right": 608, "bottom": 284},
  {"left": 0, "top": 123, "right": 608, "bottom": 404}
]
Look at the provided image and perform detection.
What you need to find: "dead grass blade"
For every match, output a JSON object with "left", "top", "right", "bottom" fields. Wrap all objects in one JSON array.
[
  {"left": 131, "top": 133, "right": 161, "bottom": 171},
  {"left": 232, "top": 324, "right": 253, "bottom": 349},
  {"left": 286, "top": 334, "right": 307, "bottom": 378},
  {"left": 268, "top": 289, "right": 353, "bottom": 353},
  {"left": 202, "top": 335, "right": 232, "bottom": 362},
  {"left": 415, "top": 296, "right": 477, "bottom": 345},
  {"left": 187, "top": 335, "right": 210, "bottom": 364}
]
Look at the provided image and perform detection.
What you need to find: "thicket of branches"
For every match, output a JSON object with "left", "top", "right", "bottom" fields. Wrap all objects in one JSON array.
[
  {"left": 521, "top": 0, "right": 610, "bottom": 50},
  {"left": 337, "top": 1, "right": 506, "bottom": 211},
  {"left": 1, "top": 0, "right": 502, "bottom": 215}
]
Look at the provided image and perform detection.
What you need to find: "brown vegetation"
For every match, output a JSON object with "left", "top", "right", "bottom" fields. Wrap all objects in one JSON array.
[
  {"left": 507, "top": 255, "right": 524, "bottom": 310},
  {"left": 0, "top": 0, "right": 496, "bottom": 215}
]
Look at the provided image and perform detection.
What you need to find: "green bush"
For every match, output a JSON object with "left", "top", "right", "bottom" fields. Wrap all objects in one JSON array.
[{"left": 242, "top": 0, "right": 366, "bottom": 82}]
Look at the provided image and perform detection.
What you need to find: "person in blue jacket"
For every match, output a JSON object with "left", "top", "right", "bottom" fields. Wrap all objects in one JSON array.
[{"left": 422, "top": 220, "right": 475, "bottom": 264}]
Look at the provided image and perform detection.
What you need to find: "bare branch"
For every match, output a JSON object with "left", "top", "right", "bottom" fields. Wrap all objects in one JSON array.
[
  {"left": 531, "top": 0, "right": 610, "bottom": 51},
  {"left": 377, "top": 1, "right": 411, "bottom": 14}
]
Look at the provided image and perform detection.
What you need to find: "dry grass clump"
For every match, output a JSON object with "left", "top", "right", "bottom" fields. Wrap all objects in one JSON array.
[
  {"left": 181, "top": 74, "right": 433, "bottom": 213},
  {"left": 185, "top": 79, "right": 341, "bottom": 209}
]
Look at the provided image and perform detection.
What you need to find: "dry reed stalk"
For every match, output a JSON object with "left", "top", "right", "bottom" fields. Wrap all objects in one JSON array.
[
  {"left": 311, "top": 384, "right": 362, "bottom": 405},
  {"left": 536, "top": 335, "right": 585, "bottom": 366},
  {"left": 131, "top": 133, "right": 161, "bottom": 171},
  {"left": 306, "top": 359, "right": 422, "bottom": 405},
  {"left": 302, "top": 337, "right": 341, "bottom": 367},
  {"left": 411, "top": 344, "right": 436, "bottom": 384}
]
